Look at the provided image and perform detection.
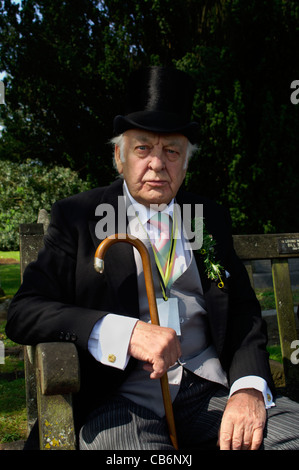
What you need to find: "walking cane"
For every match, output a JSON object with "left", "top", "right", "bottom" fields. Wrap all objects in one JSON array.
[{"left": 94, "top": 234, "right": 179, "bottom": 450}]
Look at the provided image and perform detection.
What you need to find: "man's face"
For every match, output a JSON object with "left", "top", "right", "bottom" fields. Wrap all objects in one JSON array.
[{"left": 115, "top": 129, "right": 188, "bottom": 207}]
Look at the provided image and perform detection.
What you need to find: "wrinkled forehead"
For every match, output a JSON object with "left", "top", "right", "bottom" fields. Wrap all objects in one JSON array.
[{"left": 124, "top": 129, "right": 187, "bottom": 149}]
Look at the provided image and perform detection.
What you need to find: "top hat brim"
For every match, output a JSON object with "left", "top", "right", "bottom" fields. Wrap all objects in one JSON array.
[{"left": 114, "top": 111, "right": 199, "bottom": 144}]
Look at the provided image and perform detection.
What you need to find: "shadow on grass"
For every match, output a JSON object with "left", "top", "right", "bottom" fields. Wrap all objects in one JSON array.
[{"left": 0, "top": 264, "right": 21, "bottom": 297}]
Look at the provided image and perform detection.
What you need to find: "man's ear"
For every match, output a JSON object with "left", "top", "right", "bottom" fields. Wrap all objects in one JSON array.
[{"left": 114, "top": 145, "right": 123, "bottom": 174}]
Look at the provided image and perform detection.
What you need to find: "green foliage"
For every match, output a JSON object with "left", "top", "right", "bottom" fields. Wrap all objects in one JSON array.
[
  {"left": 176, "top": 0, "right": 299, "bottom": 234},
  {"left": 0, "top": 0, "right": 299, "bottom": 233},
  {"left": 0, "top": 159, "right": 90, "bottom": 250}
]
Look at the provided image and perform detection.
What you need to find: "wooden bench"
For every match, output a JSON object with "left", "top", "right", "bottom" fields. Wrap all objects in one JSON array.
[
  {"left": 19, "top": 215, "right": 299, "bottom": 449},
  {"left": 233, "top": 234, "right": 299, "bottom": 394},
  {"left": 20, "top": 215, "right": 80, "bottom": 450}
]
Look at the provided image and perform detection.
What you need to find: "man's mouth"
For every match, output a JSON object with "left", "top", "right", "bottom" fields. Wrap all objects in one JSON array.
[{"left": 145, "top": 180, "right": 168, "bottom": 186}]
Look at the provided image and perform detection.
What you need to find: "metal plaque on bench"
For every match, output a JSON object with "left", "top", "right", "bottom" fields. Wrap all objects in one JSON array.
[{"left": 278, "top": 238, "right": 299, "bottom": 254}]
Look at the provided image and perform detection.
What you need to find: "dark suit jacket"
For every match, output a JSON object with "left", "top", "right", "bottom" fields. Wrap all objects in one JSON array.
[{"left": 6, "top": 178, "right": 274, "bottom": 429}]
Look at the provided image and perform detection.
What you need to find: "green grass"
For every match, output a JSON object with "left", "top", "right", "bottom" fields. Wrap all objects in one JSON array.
[
  {"left": 256, "top": 288, "right": 299, "bottom": 311},
  {"left": 0, "top": 251, "right": 20, "bottom": 262},
  {"left": 0, "top": 251, "right": 21, "bottom": 298},
  {"left": 0, "top": 250, "right": 26, "bottom": 444},
  {"left": 0, "top": 321, "right": 19, "bottom": 349},
  {"left": 0, "top": 318, "right": 27, "bottom": 444},
  {"left": 0, "top": 253, "right": 25, "bottom": 445},
  {"left": 267, "top": 344, "right": 282, "bottom": 363},
  {"left": 0, "top": 378, "right": 27, "bottom": 443},
  {"left": 0, "top": 264, "right": 21, "bottom": 297}
]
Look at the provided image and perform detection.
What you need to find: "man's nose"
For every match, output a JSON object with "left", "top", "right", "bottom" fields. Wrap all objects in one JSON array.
[{"left": 148, "top": 147, "right": 166, "bottom": 170}]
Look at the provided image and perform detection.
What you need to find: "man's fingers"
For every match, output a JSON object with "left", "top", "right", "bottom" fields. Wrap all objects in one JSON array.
[
  {"left": 241, "top": 427, "right": 252, "bottom": 450},
  {"left": 218, "top": 389, "right": 266, "bottom": 450},
  {"left": 143, "top": 350, "right": 180, "bottom": 379},
  {"left": 142, "top": 358, "right": 166, "bottom": 379},
  {"left": 250, "top": 426, "right": 264, "bottom": 450},
  {"left": 220, "top": 422, "right": 264, "bottom": 450},
  {"left": 220, "top": 423, "right": 265, "bottom": 450},
  {"left": 219, "top": 422, "right": 234, "bottom": 450},
  {"left": 220, "top": 424, "right": 250, "bottom": 450},
  {"left": 129, "top": 321, "right": 181, "bottom": 379}
]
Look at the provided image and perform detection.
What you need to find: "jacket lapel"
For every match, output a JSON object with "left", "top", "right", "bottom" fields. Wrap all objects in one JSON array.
[
  {"left": 88, "top": 179, "right": 139, "bottom": 318},
  {"left": 175, "top": 191, "right": 230, "bottom": 359}
]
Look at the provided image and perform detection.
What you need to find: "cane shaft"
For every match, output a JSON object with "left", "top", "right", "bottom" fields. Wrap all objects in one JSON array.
[{"left": 95, "top": 234, "right": 178, "bottom": 450}]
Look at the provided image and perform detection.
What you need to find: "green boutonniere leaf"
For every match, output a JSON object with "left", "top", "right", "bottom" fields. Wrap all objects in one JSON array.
[{"left": 192, "top": 217, "right": 224, "bottom": 288}]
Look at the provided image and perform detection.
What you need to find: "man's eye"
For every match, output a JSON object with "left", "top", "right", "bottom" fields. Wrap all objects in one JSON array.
[
  {"left": 135, "top": 146, "right": 149, "bottom": 153},
  {"left": 166, "top": 149, "right": 179, "bottom": 158}
]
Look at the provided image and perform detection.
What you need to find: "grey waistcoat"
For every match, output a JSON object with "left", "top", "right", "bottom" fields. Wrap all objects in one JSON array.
[{"left": 119, "top": 233, "right": 228, "bottom": 417}]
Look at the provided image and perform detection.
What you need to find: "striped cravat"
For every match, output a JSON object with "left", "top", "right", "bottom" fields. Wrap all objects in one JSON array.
[
  {"left": 148, "top": 212, "right": 180, "bottom": 290},
  {"left": 148, "top": 212, "right": 172, "bottom": 274}
]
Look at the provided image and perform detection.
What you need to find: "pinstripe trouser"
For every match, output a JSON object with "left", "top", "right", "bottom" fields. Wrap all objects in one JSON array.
[{"left": 79, "top": 369, "right": 299, "bottom": 450}]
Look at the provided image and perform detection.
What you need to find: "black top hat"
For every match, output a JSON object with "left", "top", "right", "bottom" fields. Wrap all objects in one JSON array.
[{"left": 113, "top": 66, "right": 199, "bottom": 143}]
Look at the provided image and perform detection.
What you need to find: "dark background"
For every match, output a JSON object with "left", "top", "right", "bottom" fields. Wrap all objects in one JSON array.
[{"left": 1, "top": 0, "right": 299, "bottom": 249}]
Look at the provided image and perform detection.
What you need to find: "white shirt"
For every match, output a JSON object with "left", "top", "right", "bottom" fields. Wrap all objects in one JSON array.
[{"left": 88, "top": 182, "right": 274, "bottom": 409}]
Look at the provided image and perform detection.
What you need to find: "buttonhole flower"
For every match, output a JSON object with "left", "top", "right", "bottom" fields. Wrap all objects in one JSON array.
[{"left": 192, "top": 217, "right": 224, "bottom": 289}]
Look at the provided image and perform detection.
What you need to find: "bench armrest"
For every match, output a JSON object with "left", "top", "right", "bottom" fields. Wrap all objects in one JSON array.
[{"left": 36, "top": 342, "right": 80, "bottom": 395}]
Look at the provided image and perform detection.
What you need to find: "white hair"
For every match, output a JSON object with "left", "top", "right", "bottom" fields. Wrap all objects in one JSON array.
[
  {"left": 110, "top": 134, "right": 198, "bottom": 170},
  {"left": 185, "top": 141, "right": 198, "bottom": 168}
]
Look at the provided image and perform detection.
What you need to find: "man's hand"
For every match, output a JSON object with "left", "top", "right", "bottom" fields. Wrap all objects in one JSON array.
[
  {"left": 219, "top": 388, "right": 266, "bottom": 450},
  {"left": 128, "top": 320, "right": 181, "bottom": 379}
]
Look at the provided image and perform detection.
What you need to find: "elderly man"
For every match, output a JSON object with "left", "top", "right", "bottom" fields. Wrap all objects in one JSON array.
[{"left": 6, "top": 67, "right": 299, "bottom": 450}]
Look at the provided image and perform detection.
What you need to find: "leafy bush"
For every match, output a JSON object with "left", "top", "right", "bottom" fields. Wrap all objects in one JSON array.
[{"left": 0, "top": 159, "right": 90, "bottom": 250}]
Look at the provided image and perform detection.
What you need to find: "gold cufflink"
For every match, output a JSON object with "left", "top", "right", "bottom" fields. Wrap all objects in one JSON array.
[
  {"left": 108, "top": 354, "right": 116, "bottom": 363},
  {"left": 267, "top": 393, "right": 271, "bottom": 402}
]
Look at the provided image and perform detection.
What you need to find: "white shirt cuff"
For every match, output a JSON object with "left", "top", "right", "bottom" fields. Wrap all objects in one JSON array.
[
  {"left": 88, "top": 314, "right": 138, "bottom": 370},
  {"left": 229, "top": 376, "right": 275, "bottom": 409}
]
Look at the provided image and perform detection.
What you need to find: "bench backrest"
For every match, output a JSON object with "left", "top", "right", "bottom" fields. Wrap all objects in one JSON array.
[
  {"left": 233, "top": 233, "right": 299, "bottom": 388},
  {"left": 19, "top": 221, "right": 299, "bottom": 409}
]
